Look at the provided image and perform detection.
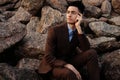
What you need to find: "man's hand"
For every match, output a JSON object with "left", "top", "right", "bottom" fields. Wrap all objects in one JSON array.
[
  {"left": 75, "top": 13, "right": 83, "bottom": 34},
  {"left": 64, "top": 64, "right": 82, "bottom": 80}
]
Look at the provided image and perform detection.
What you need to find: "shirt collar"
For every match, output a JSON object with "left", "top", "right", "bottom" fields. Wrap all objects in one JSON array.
[{"left": 67, "top": 24, "right": 76, "bottom": 33}]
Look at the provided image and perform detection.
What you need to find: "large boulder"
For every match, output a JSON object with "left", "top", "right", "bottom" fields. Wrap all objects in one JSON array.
[
  {"left": 46, "top": 0, "right": 68, "bottom": 12},
  {"left": 112, "top": 0, "right": 120, "bottom": 14},
  {"left": 15, "top": 17, "right": 47, "bottom": 58},
  {"left": 21, "top": 0, "right": 44, "bottom": 15},
  {"left": 89, "top": 21, "right": 120, "bottom": 37},
  {"left": 8, "top": 7, "right": 32, "bottom": 23},
  {"left": 0, "top": 21, "right": 26, "bottom": 53},
  {"left": 101, "top": 49, "right": 120, "bottom": 80},
  {"left": 83, "top": 0, "right": 105, "bottom": 6},
  {"left": 0, "top": 63, "right": 41, "bottom": 80}
]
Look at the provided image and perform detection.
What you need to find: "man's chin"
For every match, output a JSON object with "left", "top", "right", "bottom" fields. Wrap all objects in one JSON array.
[{"left": 67, "top": 22, "right": 75, "bottom": 24}]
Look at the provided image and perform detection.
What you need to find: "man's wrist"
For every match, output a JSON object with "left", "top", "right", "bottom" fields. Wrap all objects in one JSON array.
[
  {"left": 64, "top": 64, "right": 72, "bottom": 67},
  {"left": 76, "top": 26, "right": 83, "bottom": 34},
  {"left": 64, "top": 64, "right": 79, "bottom": 75}
]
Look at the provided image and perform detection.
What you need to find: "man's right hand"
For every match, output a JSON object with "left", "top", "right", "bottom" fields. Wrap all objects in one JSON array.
[{"left": 64, "top": 64, "right": 82, "bottom": 80}]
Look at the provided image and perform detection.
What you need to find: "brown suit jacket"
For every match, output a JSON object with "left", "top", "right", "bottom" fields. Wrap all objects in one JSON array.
[{"left": 38, "top": 22, "right": 90, "bottom": 74}]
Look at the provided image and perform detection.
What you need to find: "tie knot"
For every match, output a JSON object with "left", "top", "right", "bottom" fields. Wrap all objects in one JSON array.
[
  {"left": 72, "top": 30, "right": 76, "bottom": 35},
  {"left": 69, "top": 31, "right": 74, "bottom": 36},
  {"left": 69, "top": 30, "right": 76, "bottom": 42}
]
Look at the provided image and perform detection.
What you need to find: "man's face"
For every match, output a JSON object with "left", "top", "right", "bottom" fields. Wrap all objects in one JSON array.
[{"left": 66, "top": 6, "right": 81, "bottom": 24}]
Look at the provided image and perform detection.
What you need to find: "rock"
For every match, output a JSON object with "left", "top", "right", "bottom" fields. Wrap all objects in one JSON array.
[
  {"left": 0, "top": 21, "right": 26, "bottom": 53},
  {"left": 0, "top": 14, "right": 6, "bottom": 22},
  {"left": 97, "top": 41, "right": 120, "bottom": 53},
  {"left": 101, "top": 0, "right": 112, "bottom": 17},
  {"left": 0, "top": 0, "right": 120, "bottom": 80},
  {"left": 0, "top": 63, "right": 42, "bottom": 80},
  {"left": 84, "top": 5, "right": 102, "bottom": 18},
  {"left": 0, "top": 0, "right": 18, "bottom": 5},
  {"left": 88, "top": 36, "right": 116, "bottom": 47},
  {"left": 83, "top": 0, "right": 105, "bottom": 6},
  {"left": 2, "top": 11, "right": 15, "bottom": 20},
  {"left": 21, "top": 0, "right": 44, "bottom": 15},
  {"left": 112, "top": 0, "right": 120, "bottom": 14},
  {"left": 9, "top": 7, "right": 32, "bottom": 23},
  {"left": 17, "top": 58, "right": 40, "bottom": 70},
  {"left": 15, "top": 17, "right": 47, "bottom": 58},
  {"left": 108, "top": 16, "right": 120, "bottom": 26},
  {"left": 99, "top": 17, "right": 108, "bottom": 22},
  {"left": 87, "top": 36, "right": 120, "bottom": 53},
  {"left": 67, "top": 0, "right": 81, "bottom": 1},
  {"left": 89, "top": 21, "right": 120, "bottom": 37},
  {"left": 37, "top": 6, "right": 66, "bottom": 33},
  {"left": 0, "top": 3, "right": 15, "bottom": 12},
  {"left": 46, "top": 0, "right": 68, "bottom": 12},
  {"left": 101, "top": 49, "right": 120, "bottom": 80}
]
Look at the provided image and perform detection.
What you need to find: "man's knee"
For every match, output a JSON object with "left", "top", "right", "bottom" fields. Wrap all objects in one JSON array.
[
  {"left": 83, "top": 49, "right": 99, "bottom": 62},
  {"left": 53, "top": 68, "right": 76, "bottom": 80},
  {"left": 52, "top": 67, "right": 73, "bottom": 78},
  {"left": 86, "top": 49, "right": 97, "bottom": 56},
  {"left": 62, "top": 68, "right": 73, "bottom": 77}
]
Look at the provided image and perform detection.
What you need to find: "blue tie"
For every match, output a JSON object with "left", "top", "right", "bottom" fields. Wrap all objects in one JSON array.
[{"left": 69, "top": 31, "right": 74, "bottom": 41}]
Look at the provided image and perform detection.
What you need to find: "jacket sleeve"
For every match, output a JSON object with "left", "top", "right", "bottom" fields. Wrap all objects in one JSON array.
[
  {"left": 77, "top": 34, "right": 90, "bottom": 51},
  {"left": 44, "top": 27, "right": 67, "bottom": 67}
]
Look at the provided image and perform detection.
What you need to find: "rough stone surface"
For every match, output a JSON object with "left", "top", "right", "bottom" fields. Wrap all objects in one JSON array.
[
  {"left": 101, "top": 49, "right": 120, "bottom": 80},
  {"left": 0, "top": 0, "right": 120, "bottom": 80},
  {"left": 0, "top": 21, "right": 26, "bottom": 53}
]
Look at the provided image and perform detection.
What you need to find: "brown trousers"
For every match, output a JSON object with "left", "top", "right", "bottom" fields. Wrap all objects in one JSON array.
[{"left": 52, "top": 49, "right": 100, "bottom": 80}]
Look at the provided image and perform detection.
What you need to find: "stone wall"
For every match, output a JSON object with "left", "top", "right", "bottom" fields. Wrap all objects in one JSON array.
[{"left": 0, "top": 0, "right": 120, "bottom": 80}]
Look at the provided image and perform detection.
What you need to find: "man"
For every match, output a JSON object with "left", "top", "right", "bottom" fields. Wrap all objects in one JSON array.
[{"left": 38, "top": 1, "right": 100, "bottom": 80}]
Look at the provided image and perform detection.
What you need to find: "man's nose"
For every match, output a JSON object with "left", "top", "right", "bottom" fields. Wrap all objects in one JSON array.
[{"left": 68, "top": 13, "right": 72, "bottom": 17}]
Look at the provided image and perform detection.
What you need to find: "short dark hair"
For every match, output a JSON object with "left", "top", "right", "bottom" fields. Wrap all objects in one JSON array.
[{"left": 67, "top": 1, "right": 85, "bottom": 13}]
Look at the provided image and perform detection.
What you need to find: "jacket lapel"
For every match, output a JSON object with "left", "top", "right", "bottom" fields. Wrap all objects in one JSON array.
[{"left": 61, "top": 23, "right": 69, "bottom": 44}]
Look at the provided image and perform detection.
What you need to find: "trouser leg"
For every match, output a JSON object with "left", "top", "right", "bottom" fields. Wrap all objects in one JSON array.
[
  {"left": 70, "top": 49, "right": 100, "bottom": 80},
  {"left": 52, "top": 67, "right": 79, "bottom": 80},
  {"left": 40, "top": 72, "right": 51, "bottom": 80}
]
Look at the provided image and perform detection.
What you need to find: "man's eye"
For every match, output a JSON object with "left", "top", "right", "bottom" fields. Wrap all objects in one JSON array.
[
  {"left": 67, "top": 11, "right": 70, "bottom": 14},
  {"left": 71, "top": 12, "right": 77, "bottom": 15},
  {"left": 66, "top": 11, "right": 77, "bottom": 15}
]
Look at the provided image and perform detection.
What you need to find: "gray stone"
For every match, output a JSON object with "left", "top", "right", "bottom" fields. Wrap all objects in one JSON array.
[
  {"left": 37, "top": 6, "right": 66, "bottom": 33},
  {"left": 46, "top": 0, "right": 68, "bottom": 12},
  {"left": 84, "top": 5, "right": 102, "bottom": 18},
  {"left": 83, "top": 0, "right": 105, "bottom": 6},
  {"left": 112, "top": 0, "right": 120, "bottom": 14},
  {"left": 109, "top": 16, "right": 120, "bottom": 26},
  {"left": 9, "top": 7, "right": 32, "bottom": 23},
  {"left": 0, "top": 21, "right": 26, "bottom": 53},
  {"left": 15, "top": 17, "right": 47, "bottom": 58},
  {"left": 88, "top": 36, "right": 116, "bottom": 47},
  {"left": 21, "top": 0, "right": 44, "bottom": 15},
  {"left": 17, "top": 58, "right": 40, "bottom": 70},
  {"left": 101, "top": 0, "right": 112, "bottom": 17},
  {"left": 101, "top": 49, "right": 120, "bottom": 80},
  {"left": 89, "top": 21, "right": 120, "bottom": 37},
  {"left": 0, "top": 63, "right": 42, "bottom": 80}
]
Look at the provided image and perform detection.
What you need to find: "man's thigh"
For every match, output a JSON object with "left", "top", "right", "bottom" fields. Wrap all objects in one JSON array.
[{"left": 70, "top": 49, "right": 97, "bottom": 67}]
